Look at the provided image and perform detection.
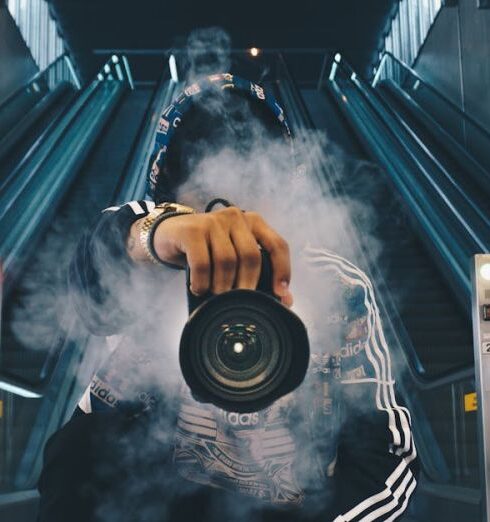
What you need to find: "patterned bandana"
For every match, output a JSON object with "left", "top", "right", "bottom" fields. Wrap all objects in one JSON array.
[{"left": 147, "top": 73, "right": 293, "bottom": 202}]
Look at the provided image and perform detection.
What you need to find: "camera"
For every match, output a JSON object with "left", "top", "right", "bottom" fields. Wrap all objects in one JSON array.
[{"left": 179, "top": 249, "right": 310, "bottom": 413}]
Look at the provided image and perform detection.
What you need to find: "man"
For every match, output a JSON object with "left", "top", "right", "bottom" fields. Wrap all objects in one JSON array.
[{"left": 38, "top": 73, "right": 418, "bottom": 521}]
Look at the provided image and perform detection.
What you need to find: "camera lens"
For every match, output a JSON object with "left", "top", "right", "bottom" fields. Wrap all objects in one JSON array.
[
  {"left": 217, "top": 324, "right": 262, "bottom": 373},
  {"left": 180, "top": 289, "right": 309, "bottom": 413}
]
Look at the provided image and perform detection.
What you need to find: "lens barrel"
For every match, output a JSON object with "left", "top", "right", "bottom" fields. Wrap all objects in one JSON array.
[{"left": 180, "top": 287, "right": 309, "bottom": 413}]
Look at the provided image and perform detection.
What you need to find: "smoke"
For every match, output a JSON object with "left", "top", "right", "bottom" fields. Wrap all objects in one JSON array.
[
  {"left": 83, "top": 30, "right": 387, "bottom": 518},
  {"left": 7, "top": 26, "right": 401, "bottom": 522},
  {"left": 185, "top": 27, "right": 232, "bottom": 81}
]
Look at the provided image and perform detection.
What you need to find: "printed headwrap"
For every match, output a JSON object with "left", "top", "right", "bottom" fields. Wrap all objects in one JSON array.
[{"left": 147, "top": 73, "right": 293, "bottom": 203}]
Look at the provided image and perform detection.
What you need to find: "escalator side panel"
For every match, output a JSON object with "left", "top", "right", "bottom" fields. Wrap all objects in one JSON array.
[{"left": 3, "top": 87, "right": 156, "bottom": 489}]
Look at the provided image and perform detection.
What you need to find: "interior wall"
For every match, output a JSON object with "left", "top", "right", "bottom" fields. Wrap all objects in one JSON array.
[
  {"left": 0, "top": 4, "right": 38, "bottom": 104},
  {"left": 414, "top": 0, "right": 490, "bottom": 132}
]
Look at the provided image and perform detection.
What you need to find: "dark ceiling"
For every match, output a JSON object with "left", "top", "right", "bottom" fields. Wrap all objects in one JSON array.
[{"left": 48, "top": 0, "right": 397, "bottom": 83}]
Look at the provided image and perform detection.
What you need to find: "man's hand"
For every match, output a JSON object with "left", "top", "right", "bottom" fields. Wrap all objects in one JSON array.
[{"left": 127, "top": 206, "right": 293, "bottom": 307}]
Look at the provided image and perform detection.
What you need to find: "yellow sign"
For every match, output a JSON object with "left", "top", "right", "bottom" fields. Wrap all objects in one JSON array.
[
  {"left": 464, "top": 392, "right": 477, "bottom": 412},
  {"left": 0, "top": 400, "right": 3, "bottom": 419}
]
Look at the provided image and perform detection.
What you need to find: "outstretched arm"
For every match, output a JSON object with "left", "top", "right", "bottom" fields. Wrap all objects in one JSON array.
[{"left": 69, "top": 200, "right": 294, "bottom": 336}]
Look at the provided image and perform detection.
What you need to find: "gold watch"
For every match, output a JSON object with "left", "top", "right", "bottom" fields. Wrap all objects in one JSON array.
[{"left": 139, "top": 202, "right": 196, "bottom": 265}]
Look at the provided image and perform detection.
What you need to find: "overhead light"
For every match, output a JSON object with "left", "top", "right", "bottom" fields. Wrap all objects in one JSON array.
[
  {"left": 169, "top": 54, "right": 179, "bottom": 82},
  {"left": 334, "top": 53, "right": 342, "bottom": 63},
  {"left": 0, "top": 380, "right": 42, "bottom": 398},
  {"left": 480, "top": 263, "right": 490, "bottom": 281},
  {"left": 249, "top": 47, "right": 260, "bottom": 57}
]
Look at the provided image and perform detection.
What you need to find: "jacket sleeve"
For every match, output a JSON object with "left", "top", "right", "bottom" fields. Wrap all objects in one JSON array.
[
  {"left": 68, "top": 200, "right": 155, "bottom": 336},
  {"left": 304, "top": 247, "right": 419, "bottom": 522}
]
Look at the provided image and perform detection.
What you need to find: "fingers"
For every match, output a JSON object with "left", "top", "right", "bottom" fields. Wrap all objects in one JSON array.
[
  {"left": 244, "top": 212, "right": 292, "bottom": 304},
  {"left": 208, "top": 224, "right": 237, "bottom": 294},
  {"left": 209, "top": 208, "right": 262, "bottom": 294},
  {"left": 229, "top": 222, "right": 262, "bottom": 291},
  {"left": 181, "top": 235, "right": 211, "bottom": 296},
  {"left": 153, "top": 207, "right": 292, "bottom": 306}
]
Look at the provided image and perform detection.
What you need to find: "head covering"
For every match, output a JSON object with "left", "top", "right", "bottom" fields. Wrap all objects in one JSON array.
[{"left": 147, "top": 73, "right": 293, "bottom": 203}]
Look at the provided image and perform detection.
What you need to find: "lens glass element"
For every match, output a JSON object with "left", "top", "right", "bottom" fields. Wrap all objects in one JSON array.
[{"left": 180, "top": 289, "right": 309, "bottom": 412}]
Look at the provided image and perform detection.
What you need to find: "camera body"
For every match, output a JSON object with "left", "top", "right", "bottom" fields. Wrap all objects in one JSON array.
[{"left": 179, "top": 249, "right": 310, "bottom": 413}]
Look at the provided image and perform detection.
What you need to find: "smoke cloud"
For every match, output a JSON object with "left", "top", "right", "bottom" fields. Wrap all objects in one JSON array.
[
  {"left": 6, "top": 26, "right": 394, "bottom": 522},
  {"left": 80, "top": 28, "right": 387, "bottom": 521}
]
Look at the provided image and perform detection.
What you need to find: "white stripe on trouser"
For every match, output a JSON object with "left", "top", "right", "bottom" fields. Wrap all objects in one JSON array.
[
  {"left": 332, "top": 456, "right": 417, "bottom": 522},
  {"left": 384, "top": 479, "right": 417, "bottom": 522}
]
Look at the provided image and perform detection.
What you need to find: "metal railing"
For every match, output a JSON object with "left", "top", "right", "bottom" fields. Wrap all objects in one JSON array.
[
  {"left": 0, "top": 54, "right": 80, "bottom": 147},
  {"left": 330, "top": 54, "right": 490, "bottom": 314},
  {"left": 0, "top": 54, "right": 80, "bottom": 110},
  {"left": 0, "top": 55, "right": 132, "bottom": 409},
  {"left": 0, "top": 54, "right": 181, "bottom": 492},
  {"left": 276, "top": 53, "right": 452, "bottom": 485},
  {"left": 374, "top": 51, "right": 490, "bottom": 176},
  {"left": 327, "top": 53, "right": 489, "bottom": 486}
]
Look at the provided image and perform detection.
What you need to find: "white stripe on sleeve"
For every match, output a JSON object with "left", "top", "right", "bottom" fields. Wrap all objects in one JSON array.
[
  {"left": 127, "top": 201, "right": 146, "bottom": 215},
  {"left": 303, "top": 247, "right": 417, "bottom": 521}
]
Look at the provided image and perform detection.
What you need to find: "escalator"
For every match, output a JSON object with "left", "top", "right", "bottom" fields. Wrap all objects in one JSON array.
[
  {"left": 0, "top": 56, "right": 80, "bottom": 182},
  {"left": 0, "top": 49, "right": 486, "bottom": 521},
  {"left": 311, "top": 53, "right": 482, "bottom": 520},
  {"left": 0, "top": 54, "right": 180, "bottom": 519}
]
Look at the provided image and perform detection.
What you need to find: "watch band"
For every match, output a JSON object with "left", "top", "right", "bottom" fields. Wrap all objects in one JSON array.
[{"left": 139, "top": 202, "right": 195, "bottom": 267}]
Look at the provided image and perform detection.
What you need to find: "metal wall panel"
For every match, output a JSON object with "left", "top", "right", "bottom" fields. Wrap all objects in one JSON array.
[
  {"left": 414, "top": 0, "right": 490, "bottom": 142},
  {"left": 0, "top": 5, "right": 38, "bottom": 103},
  {"left": 459, "top": 0, "right": 490, "bottom": 130},
  {"left": 414, "top": 6, "right": 463, "bottom": 110}
]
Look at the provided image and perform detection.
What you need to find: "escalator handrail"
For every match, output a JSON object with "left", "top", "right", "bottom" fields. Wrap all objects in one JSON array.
[
  {"left": 333, "top": 76, "right": 468, "bottom": 342},
  {"left": 374, "top": 51, "right": 490, "bottom": 145},
  {"left": 276, "top": 55, "right": 432, "bottom": 377},
  {"left": 0, "top": 54, "right": 79, "bottom": 113},
  {"left": 327, "top": 63, "right": 483, "bottom": 482},
  {"left": 10, "top": 57, "right": 154, "bottom": 488},
  {"left": 327, "top": 86, "right": 458, "bottom": 482},
  {"left": 0, "top": 55, "right": 131, "bottom": 227},
  {"left": 0, "top": 76, "right": 104, "bottom": 228},
  {"left": 352, "top": 68, "right": 490, "bottom": 253},
  {"left": 329, "top": 60, "right": 479, "bottom": 385},
  {"left": 0, "top": 56, "right": 132, "bottom": 400},
  {"left": 330, "top": 74, "right": 472, "bottom": 318},
  {"left": 377, "top": 79, "right": 490, "bottom": 196},
  {"left": 113, "top": 60, "right": 179, "bottom": 203},
  {"left": 333, "top": 57, "right": 487, "bottom": 297},
  {"left": 0, "top": 61, "right": 132, "bottom": 490},
  {"left": 0, "top": 81, "right": 75, "bottom": 167},
  {"left": 278, "top": 54, "right": 451, "bottom": 481},
  {"left": 279, "top": 52, "right": 446, "bottom": 380}
]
